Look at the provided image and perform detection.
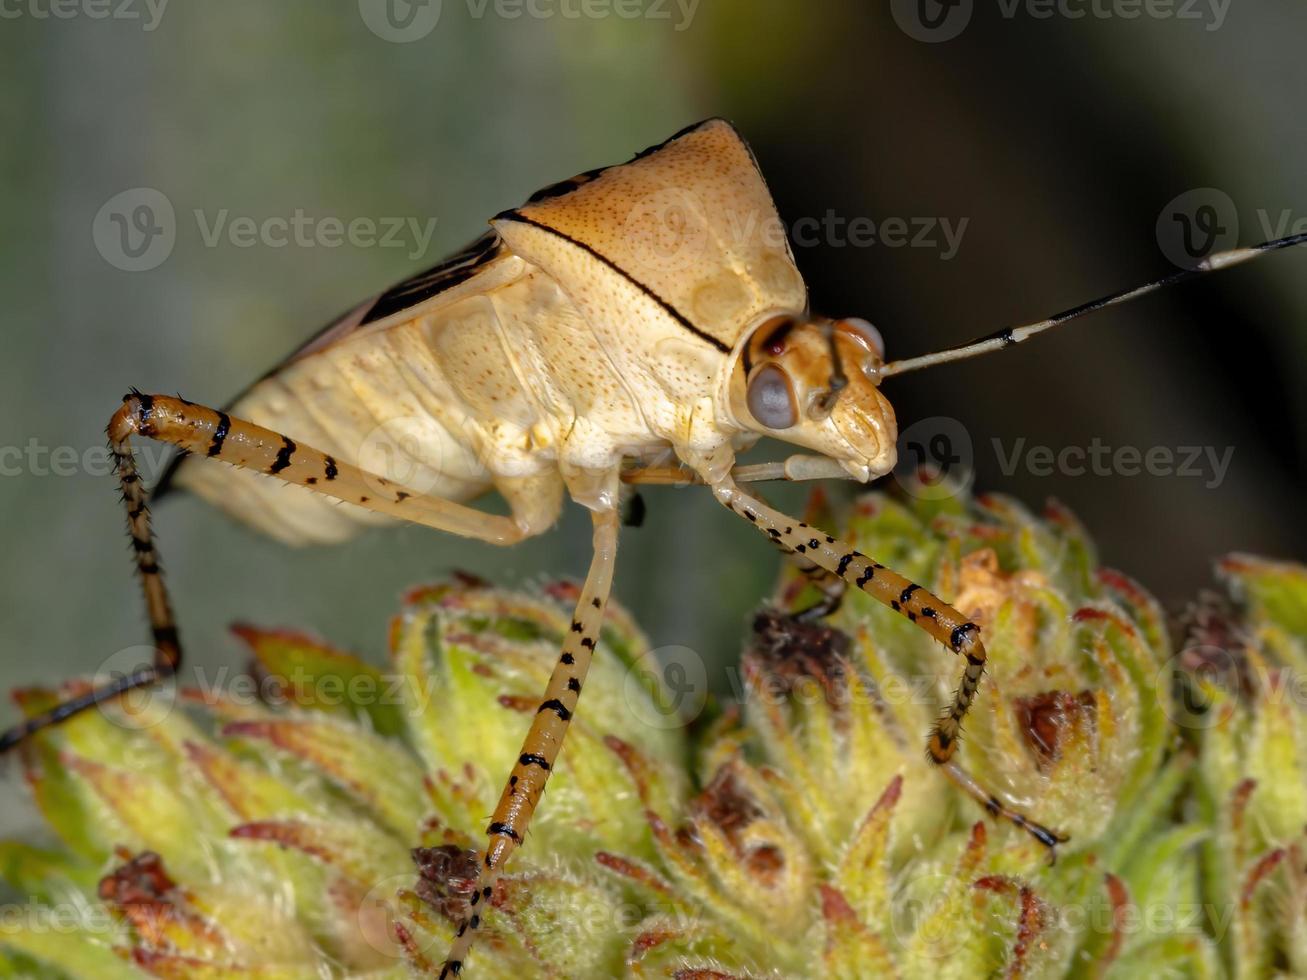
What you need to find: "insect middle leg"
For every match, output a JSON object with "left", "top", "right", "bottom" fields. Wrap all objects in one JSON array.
[
  {"left": 0, "top": 391, "right": 536, "bottom": 752},
  {"left": 440, "top": 506, "right": 620, "bottom": 979},
  {"left": 711, "top": 477, "right": 1065, "bottom": 849}
]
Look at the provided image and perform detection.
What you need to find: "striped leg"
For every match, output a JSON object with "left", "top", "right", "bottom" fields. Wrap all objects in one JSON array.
[
  {"left": 0, "top": 416, "right": 179, "bottom": 751},
  {"left": 440, "top": 507, "right": 620, "bottom": 979},
  {"left": 711, "top": 477, "right": 1065, "bottom": 849},
  {"left": 0, "top": 391, "right": 535, "bottom": 753}
]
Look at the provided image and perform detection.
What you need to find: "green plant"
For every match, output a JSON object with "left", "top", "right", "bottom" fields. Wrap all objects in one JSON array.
[{"left": 3, "top": 486, "right": 1306, "bottom": 978}]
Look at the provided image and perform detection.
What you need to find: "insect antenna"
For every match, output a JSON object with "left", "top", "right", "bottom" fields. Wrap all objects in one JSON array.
[{"left": 876, "top": 232, "right": 1307, "bottom": 379}]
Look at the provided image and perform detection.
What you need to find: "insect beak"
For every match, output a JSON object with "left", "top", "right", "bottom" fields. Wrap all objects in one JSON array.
[{"left": 841, "top": 459, "right": 872, "bottom": 482}]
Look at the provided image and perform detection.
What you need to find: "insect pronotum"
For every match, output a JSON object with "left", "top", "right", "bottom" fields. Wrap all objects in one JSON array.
[{"left": 2, "top": 118, "right": 1302, "bottom": 977}]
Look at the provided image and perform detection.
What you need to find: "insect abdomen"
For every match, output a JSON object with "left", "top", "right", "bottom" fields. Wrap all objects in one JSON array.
[{"left": 172, "top": 267, "right": 659, "bottom": 543}]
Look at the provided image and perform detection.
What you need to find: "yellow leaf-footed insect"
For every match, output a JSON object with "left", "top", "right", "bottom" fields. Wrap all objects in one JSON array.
[{"left": 2, "top": 118, "right": 1303, "bottom": 978}]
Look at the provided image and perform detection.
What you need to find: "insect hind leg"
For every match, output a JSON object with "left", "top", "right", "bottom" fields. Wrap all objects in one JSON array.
[
  {"left": 1, "top": 393, "right": 181, "bottom": 752},
  {"left": 2, "top": 389, "right": 543, "bottom": 753}
]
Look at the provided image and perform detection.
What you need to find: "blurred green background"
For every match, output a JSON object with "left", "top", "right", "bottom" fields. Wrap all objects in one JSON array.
[{"left": 2, "top": 2, "right": 1305, "bottom": 833}]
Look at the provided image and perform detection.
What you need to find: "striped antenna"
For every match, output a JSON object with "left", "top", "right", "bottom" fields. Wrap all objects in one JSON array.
[{"left": 876, "top": 233, "right": 1307, "bottom": 380}]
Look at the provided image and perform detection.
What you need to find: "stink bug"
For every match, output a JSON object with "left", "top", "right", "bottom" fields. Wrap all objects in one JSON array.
[{"left": 1, "top": 119, "right": 1302, "bottom": 978}]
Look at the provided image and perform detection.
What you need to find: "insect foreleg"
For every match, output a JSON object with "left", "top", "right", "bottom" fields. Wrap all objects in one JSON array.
[
  {"left": 710, "top": 477, "right": 1064, "bottom": 849},
  {"left": 623, "top": 454, "right": 855, "bottom": 487},
  {"left": 440, "top": 506, "right": 621, "bottom": 979}
]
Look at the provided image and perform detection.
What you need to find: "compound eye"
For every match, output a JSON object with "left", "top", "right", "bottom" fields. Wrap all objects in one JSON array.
[
  {"left": 838, "top": 317, "right": 885, "bottom": 359},
  {"left": 746, "top": 364, "right": 798, "bottom": 430}
]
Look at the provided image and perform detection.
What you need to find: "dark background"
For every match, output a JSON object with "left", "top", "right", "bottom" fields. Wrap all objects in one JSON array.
[{"left": 3, "top": 1, "right": 1304, "bottom": 832}]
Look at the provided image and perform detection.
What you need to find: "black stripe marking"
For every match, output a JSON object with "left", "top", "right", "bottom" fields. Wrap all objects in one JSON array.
[
  {"left": 519, "top": 753, "right": 551, "bottom": 771},
  {"left": 951, "top": 622, "right": 979, "bottom": 652},
  {"left": 487, "top": 821, "right": 521, "bottom": 842},
  {"left": 526, "top": 166, "right": 608, "bottom": 204},
  {"left": 324, "top": 456, "right": 338, "bottom": 481},
  {"left": 493, "top": 212, "right": 731, "bottom": 354},
  {"left": 538, "top": 698, "right": 572, "bottom": 721},
  {"left": 270, "top": 437, "right": 295, "bottom": 474},
  {"left": 208, "top": 412, "right": 230, "bottom": 457},
  {"left": 899, "top": 584, "right": 920, "bottom": 605},
  {"left": 560, "top": 652, "right": 575, "bottom": 665},
  {"left": 361, "top": 231, "right": 505, "bottom": 326}
]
